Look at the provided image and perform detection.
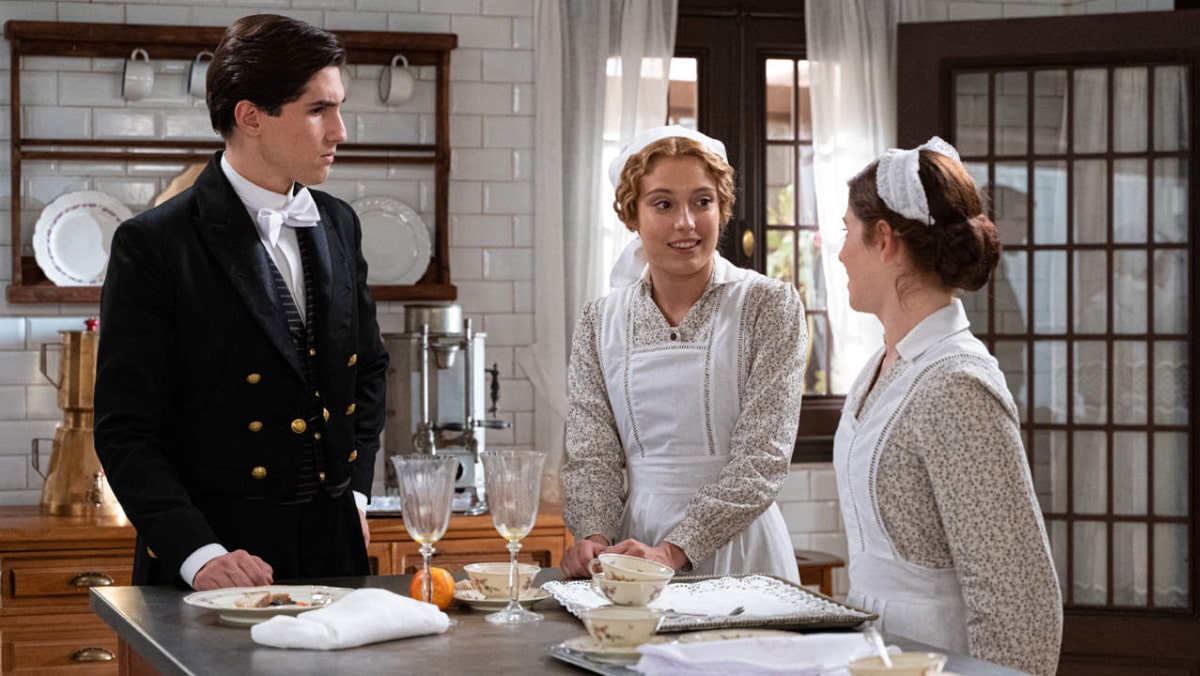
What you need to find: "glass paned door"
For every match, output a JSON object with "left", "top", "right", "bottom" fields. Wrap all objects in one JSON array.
[
  {"left": 958, "top": 64, "right": 1191, "bottom": 610},
  {"left": 762, "top": 57, "right": 830, "bottom": 394}
]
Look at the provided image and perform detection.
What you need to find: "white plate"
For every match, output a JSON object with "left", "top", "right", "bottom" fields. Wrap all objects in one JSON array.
[
  {"left": 33, "top": 190, "right": 132, "bottom": 286},
  {"left": 559, "top": 635, "right": 669, "bottom": 665},
  {"left": 183, "top": 584, "right": 352, "bottom": 627},
  {"left": 352, "top": 196, "right": 431, "bottom": 285},
  {"left": 453, "top": 583, "right": 550, "bottom": 611}
]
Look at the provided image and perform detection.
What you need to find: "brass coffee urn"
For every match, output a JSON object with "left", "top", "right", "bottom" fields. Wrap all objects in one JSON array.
[{"left": 31, "top": 318, "right": 125, "bottom": 519}]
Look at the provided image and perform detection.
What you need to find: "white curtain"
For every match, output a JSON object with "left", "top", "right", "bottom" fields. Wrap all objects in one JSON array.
[
  {"left": 522, "top": 0, "right": 677, "bottom": 504},
  {"left": 806, "top": 0, "right": 923, "bottom": 392},
  {"left": 1068, "top": 65, "right": 1189, "bottom": 608}
]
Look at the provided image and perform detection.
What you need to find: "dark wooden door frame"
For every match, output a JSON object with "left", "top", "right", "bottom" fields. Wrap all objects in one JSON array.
[
  {"left": 676, "top": 4, "right": 840, "bottom": 461},
  {"left": 899, "top": 10, "right": 1200, "bottom": 673}
]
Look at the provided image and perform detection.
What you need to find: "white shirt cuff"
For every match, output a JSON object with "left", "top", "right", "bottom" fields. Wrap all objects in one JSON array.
[
  {"left": 181, "top": 543, "right": 230, "bottom": 589},
  {"left": 354, "top": 490, "right": 368, "bottom": 513}
]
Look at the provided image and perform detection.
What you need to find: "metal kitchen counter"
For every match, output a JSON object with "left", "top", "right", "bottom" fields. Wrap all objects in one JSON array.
[{"left": 90, "top": 570, "right": 1029, "bottom": 675}]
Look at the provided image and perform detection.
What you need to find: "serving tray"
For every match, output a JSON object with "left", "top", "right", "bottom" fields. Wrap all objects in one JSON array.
[{"left": 543, "top": 573, "right": 875, "bottom": 633}]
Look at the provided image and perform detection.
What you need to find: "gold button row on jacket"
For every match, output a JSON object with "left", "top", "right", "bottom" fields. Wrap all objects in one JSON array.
[
  {"left": 251, "top": 419, "right": 339, "bottom": 434},
  {"left": 322, "top": 408, "right": 330, "bottom": 421},
  {"left": 248, "top": 452, "right": 356, "bottom": 480}
]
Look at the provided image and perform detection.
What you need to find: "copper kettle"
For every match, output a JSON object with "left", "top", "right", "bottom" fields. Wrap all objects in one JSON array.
[{"left": 31, "top": 319, "right": 125, "bottom": 520}]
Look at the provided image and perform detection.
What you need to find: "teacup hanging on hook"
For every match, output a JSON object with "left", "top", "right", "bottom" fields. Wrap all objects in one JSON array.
[
  {"left": 122, "top": 48, "right": 154, "bottom": 101},
  {"left": 188, "top": 51, "right": 213, "bottom": 98},
  {"left": 379, "top": 53, "right": 414, "bottom": 104}
]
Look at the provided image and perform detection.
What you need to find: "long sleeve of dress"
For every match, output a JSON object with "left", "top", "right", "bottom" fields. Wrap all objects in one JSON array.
[
  {"left": 561, "top": 299, "right": 627, "bottom": 543},
  {"left": 663, "top": 280, "right": 806, "bottom": 563},
  {"left": 880, "top": 365, "right": 1063, "bottom": 676}
]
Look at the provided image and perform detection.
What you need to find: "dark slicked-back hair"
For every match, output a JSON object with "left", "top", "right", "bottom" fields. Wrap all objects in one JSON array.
[
  {"left": 847, "top": 151, "right": 1001, "bottom": 293},
  {"left": 207, "top": 14, "right": 346, "bottom": 138}
]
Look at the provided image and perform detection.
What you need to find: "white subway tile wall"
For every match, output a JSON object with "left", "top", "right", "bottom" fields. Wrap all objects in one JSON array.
[{"left": 0, "top": 2, "right": 1172, "bottom": 584}]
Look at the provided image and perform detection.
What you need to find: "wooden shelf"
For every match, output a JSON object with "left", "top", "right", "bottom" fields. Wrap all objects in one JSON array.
[{"left": 4, "top": 20, "right": 458, "bottom": 304}]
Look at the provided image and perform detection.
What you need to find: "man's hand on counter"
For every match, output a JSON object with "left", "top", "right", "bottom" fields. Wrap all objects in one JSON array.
[{"left": 193, "top": 550, "right": 274, "bottom": 590}]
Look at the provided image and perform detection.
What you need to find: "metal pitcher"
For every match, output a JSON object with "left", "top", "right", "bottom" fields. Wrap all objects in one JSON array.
[{"left": 31, "top": 319, "right": 125, "bottom": 519}]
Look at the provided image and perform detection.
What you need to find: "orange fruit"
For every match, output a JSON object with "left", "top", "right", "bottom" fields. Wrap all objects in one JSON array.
[{"left": 410, "top": 566, "right": 455, "bottom": 610}]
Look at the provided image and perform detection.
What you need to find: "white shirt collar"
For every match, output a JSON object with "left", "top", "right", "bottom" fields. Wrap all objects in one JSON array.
[
  {"left": 894, "top": 298, "right": 972, "bottom": 361},
  {"left": 220, "top": 154, "right": 293, "bottom": 242}
]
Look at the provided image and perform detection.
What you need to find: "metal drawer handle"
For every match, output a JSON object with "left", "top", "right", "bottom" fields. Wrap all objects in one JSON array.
[
  {"left": 71, "top": 647, "right": 115, "bottom": 663},
  {"left": 70, "top": 572, "right": 114, "bottom": 588}
]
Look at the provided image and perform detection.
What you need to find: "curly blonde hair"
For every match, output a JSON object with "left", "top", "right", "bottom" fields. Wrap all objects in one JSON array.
[{"left": 612, "top": 137, "right": 736, "bottom": 232}]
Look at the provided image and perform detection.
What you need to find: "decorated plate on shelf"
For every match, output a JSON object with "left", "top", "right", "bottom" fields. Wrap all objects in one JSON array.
[
  {"left": 33, "top": 190, "right": 132, "bottom": 286},
  {"left": 183, "top": 585, "right": 352, "bottom": 627},
  {"left": 351, "top": 196, "right": 431, "bottom": 285}
]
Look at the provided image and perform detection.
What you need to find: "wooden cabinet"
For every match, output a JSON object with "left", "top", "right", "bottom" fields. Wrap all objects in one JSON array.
[
  {"left": 0, "top": 506, "right": 571, "bottom": 674},
  {"left": 0, "top": 507, "right": 136, "bottom": 676},
  {"left": 366, "top": 512, "right": 572, "bottom": 575},
  {"left": 2, "top": 20, "right": 457, "bottom": 304}
]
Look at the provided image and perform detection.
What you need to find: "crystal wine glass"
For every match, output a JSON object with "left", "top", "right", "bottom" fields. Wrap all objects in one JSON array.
[
  {"left": 479, "top": 449, "right": 546, "bottom": 624},
  {"left": 391, "top": 454, "right": 459, "bottom": 621}
]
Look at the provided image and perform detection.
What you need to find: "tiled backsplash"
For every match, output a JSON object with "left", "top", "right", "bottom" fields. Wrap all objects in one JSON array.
[
  {"left": 0, "top": 1, "right": 1174, "bottom": 584},
  {"left": 0, "top": 0, "right": 537, "bottom": 505}
]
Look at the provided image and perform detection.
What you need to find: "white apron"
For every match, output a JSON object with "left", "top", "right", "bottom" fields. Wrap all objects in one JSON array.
[
  {"left": 598, "top": 277, "right": 798, "bottom": 581},
  {"left": 834, "top": 324, "right": 1013, "bottom": 653}
]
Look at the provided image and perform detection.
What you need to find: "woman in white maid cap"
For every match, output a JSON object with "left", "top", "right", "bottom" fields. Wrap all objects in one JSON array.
[
  {"left": 834, "top": 137, "right": 1062, "bottom": 675},
  {"left": 559, "top": 125, "right": 806, "bottom": 582}
]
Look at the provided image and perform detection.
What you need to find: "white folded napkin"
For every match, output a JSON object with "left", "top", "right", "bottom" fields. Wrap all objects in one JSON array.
[
  {"left": 250, "top": 588, "right": 450, "bottom": 650},
  {"left": 631, "top": 632, "right": 895, "bottom": 676}
]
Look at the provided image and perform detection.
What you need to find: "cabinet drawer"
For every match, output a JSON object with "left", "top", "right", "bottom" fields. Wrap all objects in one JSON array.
[
  {"left": 0, "top": 617, "right": 118, "bottom": 675},
  {"left": 2, "top": 553, "right": 132, "bottom": 609}
]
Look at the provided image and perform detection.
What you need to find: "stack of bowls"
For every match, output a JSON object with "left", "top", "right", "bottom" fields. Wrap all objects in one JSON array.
[
  {"left": 588, "top": 553, "right": 674, "bottom": 606},
  {"left": 580, "top": 553, "right": 675, "bottom": 649}
]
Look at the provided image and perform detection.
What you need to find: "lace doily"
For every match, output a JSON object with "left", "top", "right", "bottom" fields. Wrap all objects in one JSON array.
[{"left": 543, "top": 574, "right": 875, "bottom": 633}]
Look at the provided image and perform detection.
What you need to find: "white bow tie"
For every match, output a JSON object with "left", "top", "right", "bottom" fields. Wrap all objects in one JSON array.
[{"left": 257, "top": 187, "right": 320, "bottom": 247}]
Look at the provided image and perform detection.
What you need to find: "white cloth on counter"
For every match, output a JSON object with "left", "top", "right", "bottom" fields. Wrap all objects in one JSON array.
[
  {"left": 631, "top": 632, "right": 896, "bottom": 676},
  {"left": 250, "top": 588, "right": 449, "bottom": 650}
]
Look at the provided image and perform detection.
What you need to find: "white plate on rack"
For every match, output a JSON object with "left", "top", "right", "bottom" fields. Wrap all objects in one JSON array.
[
  {"left": 33, "top": 190, "right": 132, "bottom": 286},
  {"left": 183, "top": 584, "right": 352, "bottom": 627},
  {"left": 352, "top": 196, "right": 431, "bottom": 285}
]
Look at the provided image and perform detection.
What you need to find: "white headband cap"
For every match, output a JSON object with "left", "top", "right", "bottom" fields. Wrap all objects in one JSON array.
[
  {"left": 608, "top": 125, "right": 728, "bottom": 189},
  {"left": 876, "top": 136, "right": 962, "bottom": 225}
]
